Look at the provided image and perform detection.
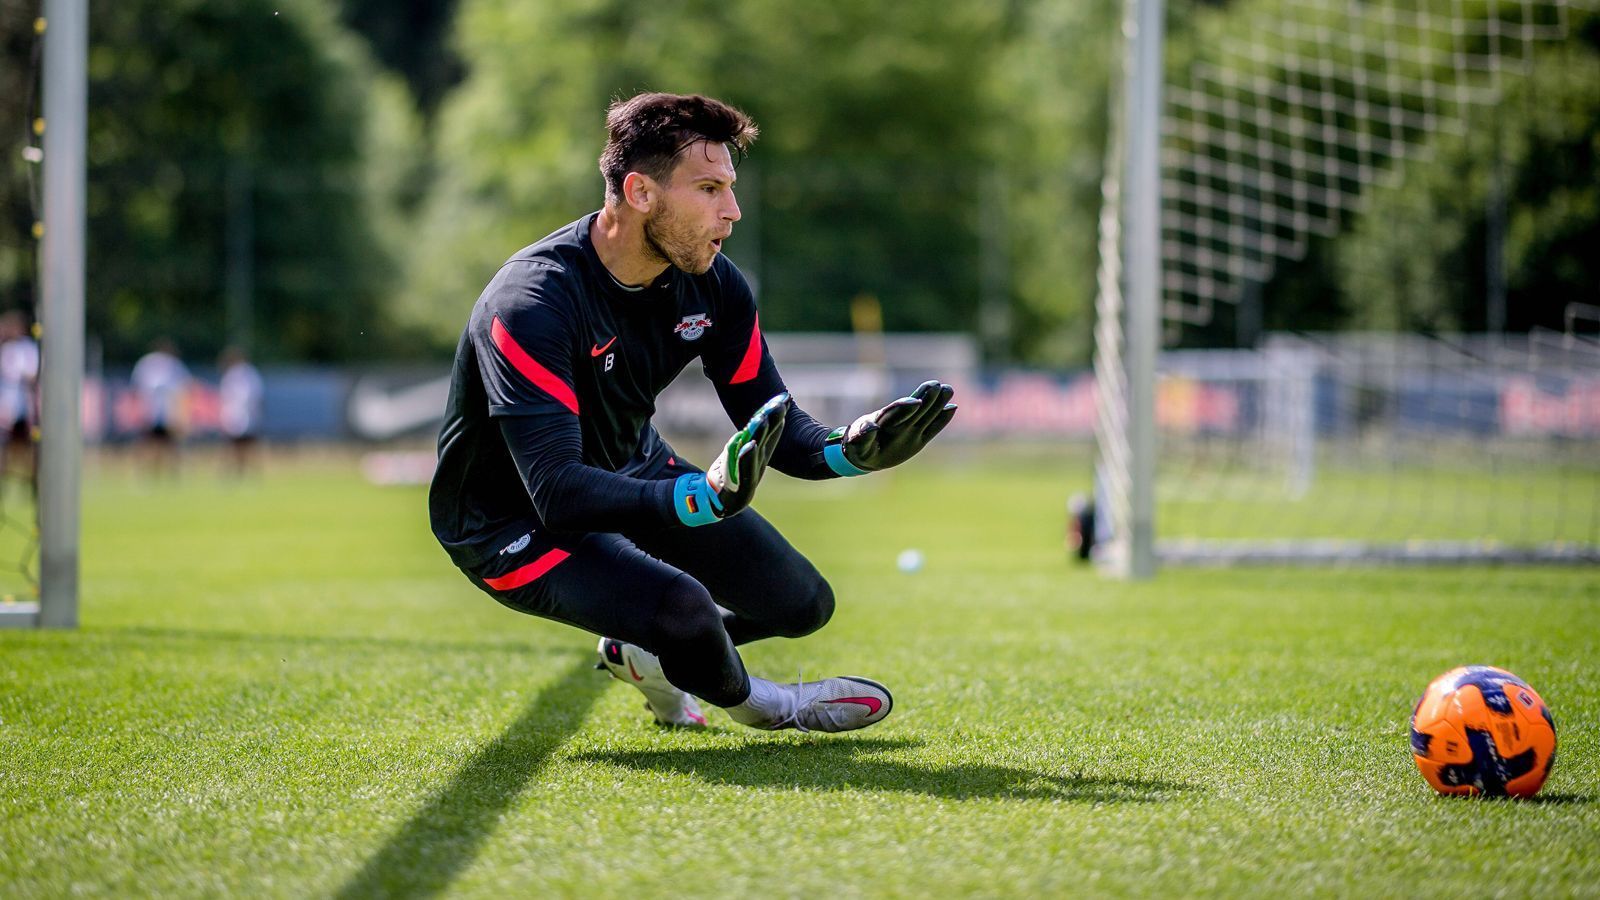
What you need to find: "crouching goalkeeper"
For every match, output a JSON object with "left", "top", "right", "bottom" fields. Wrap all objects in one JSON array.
[{"left": 429, "top": 91, "right": 956, "bottom": 733}]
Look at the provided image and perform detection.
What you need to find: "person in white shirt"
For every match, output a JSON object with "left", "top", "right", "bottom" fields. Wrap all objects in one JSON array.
[
  {"left": 131, "top": 339, "right": 192, "bottom": 478},
  {"left": 0, "top": 311, "right": 38, "bottom": 490},
  {"left": 218, "top": 347, "right": 264, "bottom": 477}
]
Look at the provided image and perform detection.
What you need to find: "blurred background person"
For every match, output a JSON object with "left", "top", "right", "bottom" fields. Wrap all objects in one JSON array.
[
  {"left": 217, "top": 347, "right": 264, "bottom": 478},
  {"left": 0, "top": 311, "right": 39, "bottom": 494},
  {"left": 131, "top": 338, "right": 191, "bottom": 479}
]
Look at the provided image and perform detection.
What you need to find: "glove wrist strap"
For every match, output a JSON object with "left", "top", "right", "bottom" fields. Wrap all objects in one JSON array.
[
  {"left": 823, "top": 440, "right": 870, "bottom": 478},
  {"left": 673, "top": 472, "right": 722, "bottom": 526}
]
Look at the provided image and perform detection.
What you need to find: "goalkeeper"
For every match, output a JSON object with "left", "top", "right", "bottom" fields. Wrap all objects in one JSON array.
[{"left": 429, "top": 92, "right": 956, "bottom": 733}]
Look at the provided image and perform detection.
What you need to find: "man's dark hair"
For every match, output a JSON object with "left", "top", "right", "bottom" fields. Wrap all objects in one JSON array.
[{"left": 599, "top": 92, "right": 758, "bottom": 206}]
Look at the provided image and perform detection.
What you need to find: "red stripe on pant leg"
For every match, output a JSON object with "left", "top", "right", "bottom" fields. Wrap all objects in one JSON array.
[
  {"left": 491, "top": 316, "right": 580, "bottom": 414},
  {"left": 484, "top": 548, "right": 571, "bottom": 591},
  {"left": 730, "top": 314, "right": 763, "bottom": 384}
]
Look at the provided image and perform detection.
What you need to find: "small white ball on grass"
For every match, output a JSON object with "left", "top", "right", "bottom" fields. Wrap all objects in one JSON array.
[{"left": 896, "top": 548, "right": 924, "bottom": 573}]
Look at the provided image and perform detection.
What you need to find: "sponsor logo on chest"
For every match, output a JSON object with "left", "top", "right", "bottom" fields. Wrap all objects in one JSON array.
[{"left": 674, "top": 313, "right": 713, "bottom": 342}]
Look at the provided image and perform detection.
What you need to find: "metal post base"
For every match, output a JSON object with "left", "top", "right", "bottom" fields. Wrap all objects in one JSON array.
[{"left": 0, "top": 602, "right": 41, "bottom": 628}]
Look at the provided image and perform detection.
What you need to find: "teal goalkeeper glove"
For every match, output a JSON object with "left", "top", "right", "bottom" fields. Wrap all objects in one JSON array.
[
  {"left": 824, "top": 380, "right": 957, "bottom": 476},
  {"left": 673, "top": 393, "right": 788, "bottom": 526}
]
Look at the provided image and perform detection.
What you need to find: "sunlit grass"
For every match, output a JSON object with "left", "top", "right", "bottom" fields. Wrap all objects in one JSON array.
[{"left": 1, "top": 452, "right": 1595, "bottom": 896}]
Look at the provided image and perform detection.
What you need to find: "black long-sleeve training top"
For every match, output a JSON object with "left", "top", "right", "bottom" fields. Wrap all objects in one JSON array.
[{"left": 429, "top": 212, "right": 839, "bottom": 568}]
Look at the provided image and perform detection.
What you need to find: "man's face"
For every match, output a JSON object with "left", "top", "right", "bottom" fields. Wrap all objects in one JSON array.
[{"left": 642, "top": 141, "right": 741, "bottom": 275}]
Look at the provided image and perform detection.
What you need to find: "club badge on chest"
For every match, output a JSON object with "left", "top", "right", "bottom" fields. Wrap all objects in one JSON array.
[{"left": 674, "top": 314, "right": 713, "bottom": 341}]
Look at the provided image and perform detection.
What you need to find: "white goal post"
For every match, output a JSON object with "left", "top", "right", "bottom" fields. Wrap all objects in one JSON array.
[{"left": 2, "top": 0, "right": 86, "bottom": 629}]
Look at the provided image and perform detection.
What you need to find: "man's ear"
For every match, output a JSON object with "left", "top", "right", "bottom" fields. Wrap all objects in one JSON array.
[{"left": 622, "top": 172, "right": 654, "bottom": 212}]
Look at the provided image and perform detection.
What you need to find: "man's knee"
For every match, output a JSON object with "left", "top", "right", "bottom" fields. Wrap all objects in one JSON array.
[
  {"left": 649, "top": 574, "right": 726, "bottom": 649},
  {"left": 773, "top": 573, "right": 834, "bottom": 638}
]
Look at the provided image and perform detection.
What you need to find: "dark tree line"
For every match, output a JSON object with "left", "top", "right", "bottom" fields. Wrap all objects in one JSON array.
[{"left": 0, "top": 0, "right": 1593, "bottom": 366}]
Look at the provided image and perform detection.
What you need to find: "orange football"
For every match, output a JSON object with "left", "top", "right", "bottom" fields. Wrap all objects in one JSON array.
[{"left": 1409, "top": 666, "right": 1557, "bottom": 797}]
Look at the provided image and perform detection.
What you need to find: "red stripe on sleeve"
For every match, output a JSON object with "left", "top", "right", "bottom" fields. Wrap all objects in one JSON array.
[
  {"left": 730, "top": 313, "right": 763, "bottom": 384},
  {"left": 484, "top": 548, "right": 571, "bottom": 591},
  {"left": 491, "top": 316, "right": 579, "bottom": 414}
]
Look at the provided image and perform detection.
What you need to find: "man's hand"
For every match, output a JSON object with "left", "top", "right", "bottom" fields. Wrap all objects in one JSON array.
[
  {"left": 826, "top": 380, "right": 956, "bottom": 475},
  {"left": 674, "top": 393, "right": 788, "bottom": 526}
]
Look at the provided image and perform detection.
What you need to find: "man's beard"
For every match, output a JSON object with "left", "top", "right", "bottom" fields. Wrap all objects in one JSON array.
[{"left": 643, "top": 200, "right": 716, "bottom": 275}]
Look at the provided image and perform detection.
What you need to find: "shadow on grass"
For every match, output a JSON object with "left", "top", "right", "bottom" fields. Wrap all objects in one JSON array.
[
  {"left": 575, "top": 737, "right": 1193, "bottom": 803},
  {"left": 102, "top": 624, "right": 564, "bottom": 659},
  {"left": 335, "top": 655, "right": 606, "bottom": 900},
  {"left": 1507, "top": 792, "right": 1595, "bottom": 805},
  {"left": 1424, "top": 790, "right": 1594, "bottom": 806}
]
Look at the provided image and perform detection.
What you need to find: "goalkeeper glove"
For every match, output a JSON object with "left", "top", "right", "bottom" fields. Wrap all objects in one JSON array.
[
  {"left": 673, "top": 392, "right": 788, "bottom": 526},
  {"left": 824, "top": 380, "right": 957, "bottom": 476}
]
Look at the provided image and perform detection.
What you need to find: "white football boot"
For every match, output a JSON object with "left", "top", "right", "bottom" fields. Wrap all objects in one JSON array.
[
  {"left": 597, "top": 638, "right": 708, "bottom": 728},
  {"left": 726, "top": 674, "right": 894, "bottom": 733}
]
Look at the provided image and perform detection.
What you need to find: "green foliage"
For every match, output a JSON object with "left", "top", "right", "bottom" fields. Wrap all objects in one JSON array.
[
  {"left": 4, "top": 0, "right": 1126, "bottom": 365},
  {"left": 401, "top": 0, "right": 1088, "bottom": 353},
  {"left": 0, "top": 0, "right": 42, "bottom": 316},
  {"left": 1, "top": 457, "right": 1597, "bottom": 894},
  {"left": 14, "top": 0, "right": 1598, "bottom": 363},
  {"left": 397, "top": 0, "right": 1138, "bottom": 364},
  {"left": 987, "top": 0, "right": 1118, "bottom": 365},
  {"left": 336, "top": 0, "right": 464, "bottom": 115},
  {"left": 84, "top": 0, "right": 422, "bottom": 362}
]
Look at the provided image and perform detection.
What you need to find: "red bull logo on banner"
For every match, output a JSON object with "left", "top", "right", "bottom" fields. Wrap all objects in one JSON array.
[
  {"left": 1502, "top": 377, "right": 1600, "bottom": 437},
  {"left": 949, "top": 373, "right": 1241, "bottom": 437}
]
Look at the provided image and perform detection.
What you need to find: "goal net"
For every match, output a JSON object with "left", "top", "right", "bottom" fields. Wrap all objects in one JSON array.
[{"left": 1093, "top": 0, "right": 1600, "bottom": 569}]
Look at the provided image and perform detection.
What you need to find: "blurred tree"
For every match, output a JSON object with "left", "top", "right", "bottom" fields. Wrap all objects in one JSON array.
[
  {"left": 42, "top": 0, "right": 1590, "bottom": 366},
  {"left": 336, "top": 0, "right": 464, "bottom": 115},
  {"left": 400, "top": 0, "right": 1015, "bottom": 349},
  {"left": 986, "top": 0, "right": 1118, "bottom": 365},
  {"left": 0, "top": 0, "right": 41, "bottom": 319},
  {"left": 84, "top": 0, "right": 422, "bottom": 363},
  {"left": 719, "top": 3, "right": 1009, "bottom": 337}
]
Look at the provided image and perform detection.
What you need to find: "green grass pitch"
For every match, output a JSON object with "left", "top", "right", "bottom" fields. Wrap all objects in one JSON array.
[{"left": 2, "top": 452, "right": 1597, "bottom": 897}]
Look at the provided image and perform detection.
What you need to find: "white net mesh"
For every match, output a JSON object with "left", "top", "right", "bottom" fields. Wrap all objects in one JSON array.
[
  {"left": 1161, "top": 0, "right": 1592, "bottom": 327},
  {"left": 1093, "top": 0, "right": 1600, "bottom": 567},
  {"left": 1155, "top": 332, "right": 1600, "bottom": 563},
  {"left": 1092, "top": 55, "right": 1135, "bottom": 572}
]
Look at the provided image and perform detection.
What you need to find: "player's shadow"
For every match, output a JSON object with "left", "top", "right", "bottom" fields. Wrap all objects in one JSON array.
[
  {"left": 1505, "top": 792, "right": 1595, "bottom": 805},
  {"left": 576, "top": 738, "right": 1192, "bottom": 803},
  {"left": 107, "top": 624, "right": 567, "bottom": 659},
  {"left": 335, "top": 655, "right": 607, "bottom": 900}
]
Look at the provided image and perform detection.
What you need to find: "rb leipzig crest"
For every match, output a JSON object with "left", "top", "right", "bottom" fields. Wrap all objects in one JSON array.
[{"left": 674, "top": 313, "right": 713, "bottom": 341}]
